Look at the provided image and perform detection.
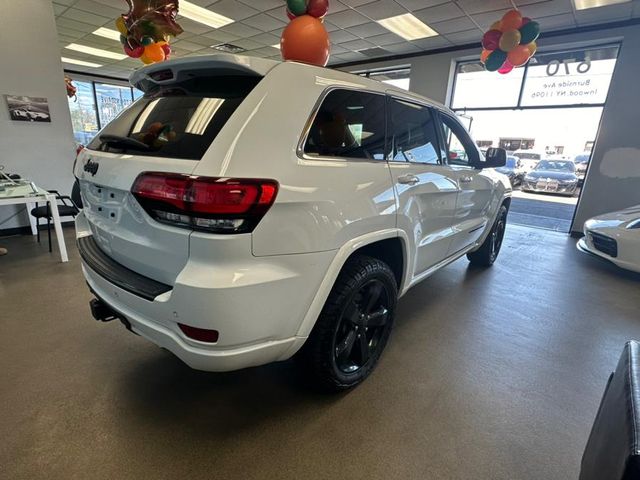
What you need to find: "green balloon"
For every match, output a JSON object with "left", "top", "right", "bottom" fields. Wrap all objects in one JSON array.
[
  {"left": 485, "top": 49, "right": 507, "bottom": 72},
  {"left": 287, "top": 0, "right": 307, "bottom": 16},
  {"left": 519, "top": 21, "right": 540, "bottom": 45}
]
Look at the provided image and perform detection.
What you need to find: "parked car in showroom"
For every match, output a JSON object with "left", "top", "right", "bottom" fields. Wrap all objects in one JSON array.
[
  {"left": 577, "top": 205, "right": 640, "bottom": 273},
  {"left": 521, "top": 159, "right": 579, "bottom": 196},
  {"left": 496, "top": 155, "right": 523, "bottom": 187},
  {"left": 574, "top": 152, "right": 591, "bottom": 185},
  {"left": 513, "top": 149, "right": 543, "bottom": 174},
  {"left": 74, "top": 54, "right": 511, "bottom": 391}
]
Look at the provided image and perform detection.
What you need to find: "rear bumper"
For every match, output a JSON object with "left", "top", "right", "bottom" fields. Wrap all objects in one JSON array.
[{"left": 75, "top": 213, "right": 336, "bottom": 372}]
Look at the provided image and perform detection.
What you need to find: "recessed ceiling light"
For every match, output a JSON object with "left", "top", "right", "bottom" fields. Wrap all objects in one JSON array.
[
  {"left": 179, "top": 1, "right": 234, "bottom": 28},
  {"left": 377, "top": 13, "right": 438, "bottom": 41},
  {"left": 573, "top": 0, "right": 630, "bottom": 9},
  {"left": 66, "top": 43, "right": 127, "bottom": 60},
  {"left": 92, "top": 27, "right": 121, "bottom": 41},
  {"left": 211, "top": 43, "right": 245, "bottom": 53},
  {"left": 61, "top": 57, "right": 103, "bottom": 68}
]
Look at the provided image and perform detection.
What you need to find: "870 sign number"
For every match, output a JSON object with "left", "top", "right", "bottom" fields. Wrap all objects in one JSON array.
[{"left": 546, "top": 58, "right": 591, "bottom": 76}]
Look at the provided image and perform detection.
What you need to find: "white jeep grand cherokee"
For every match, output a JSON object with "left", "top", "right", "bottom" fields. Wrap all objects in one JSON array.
[{"left": 74, "top": 54, "right": 511, "bottom": 390}]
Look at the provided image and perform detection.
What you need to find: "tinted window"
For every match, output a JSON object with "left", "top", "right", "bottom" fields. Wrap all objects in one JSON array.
[
  {"left": 440, "top": 114, "right": 477, "bottom": 167},
  {"left": 87, "top": 76, "right": 260, "bottom": 160},
  {"left": 304, "top": 90, "right": 386, "bottom": 160},
  {"left": 388, "top": 99, "right": 440, "bottom": 164}
]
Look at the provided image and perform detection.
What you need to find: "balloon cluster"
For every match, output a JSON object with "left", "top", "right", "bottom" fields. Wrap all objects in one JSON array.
[
  {"left": 281, "top": 0, "right": 330, "bottom": 67},
  {"left": 481, "top": 10, "right": 540, "bottom": 74},
  {"left": 116, "top": 0, "right": 183, "bottom": 65},
  {"left": 65, "top": 76, "right": 77, "bottom": 100}
]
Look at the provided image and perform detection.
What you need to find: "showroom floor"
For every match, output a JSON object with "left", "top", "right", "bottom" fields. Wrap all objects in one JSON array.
[{"left": 1, "top": 225, "right": 639, "bottom": 480}]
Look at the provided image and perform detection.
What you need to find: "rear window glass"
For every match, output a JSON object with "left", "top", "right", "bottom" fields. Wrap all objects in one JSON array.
[
  {"left": 87, "top": 75, "right": 260, "bottom": 160},
  {"left": 303, "top": 89, "right": 386, "bottom": 160}
]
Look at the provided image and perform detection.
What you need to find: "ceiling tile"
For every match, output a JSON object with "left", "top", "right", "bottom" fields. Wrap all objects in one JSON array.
[
  {"left": 443, "top": 29, "right": 482, "bottom": 44},
  {"left": 326, "top": 9, "right": 370, "bottom": 28},
  {"left": 63, "top": 9, "right": 111, "bottom": 26},
  {"left": 357, "top": 0, "right": 407, "bottom": 20},
  {"left": 52, "top": 3, "right": 69, "bottom": 15},
  {"left": 382, "top": 41, "right": 423, "bottom": 54},
  {"left": 207, "top": 0, "right": 261, "bottom": 21},
  {"left": 366, "top": 32, "right": 405, "bottom": 46},
  {"left": 395, "top": 0, "right": 449, "bottom": 11},
  {"left": 519, "top": 0, "right": 574, "bottom": 18},
  {"left": 348, "top": 21, "right": 390, "bottom": 38},
  {"left": 242, "top": 13, "right": 287, "bottom": 31},
  {"left": 177, "top": 18, "right": 218, "bottom": 35},
  {"left": 574, "top": 2, "right": 633, "bottom": 25},
  {"left": 330, "top": 29, "right": 360, "bottom": 43},
  {"left": 411, "top": 35, "right": 453, "bottom": 50},
  {"left": 238, "top": 0, "right": 284, "bottom": 9},
  {"left": 249, "top": 32, "right": 281, "bottom": 46},
  {"left": 56, "top": 17, "right": 99, "bottom": 33},
  {"left": 218, "top": 22, "right": 263, "bottom": 37},
  {"left": 201, "top": 30, "right": 241, "bottom": 42},
  {"left": 430, "top": 16, "right": 478, "bottom": 34},
  {"left": 73, "top": 0, "right": 124, "bottom": 19},
  {"left": 414, "top": 3, "right": 466, "bottom": 24},
  {"left": 338, "top": 0, "right": 374, "bottom": 6},
  {"left": 340, "top": 38, "right": 376, "bottom": 51},
  {"left": 231, "top": 38, "right": 264, "bottom": 50}
]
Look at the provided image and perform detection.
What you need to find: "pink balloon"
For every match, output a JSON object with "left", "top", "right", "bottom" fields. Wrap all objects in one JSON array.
[
  {"left": 482, "top": 30, "right": 502, "bottom": 51},
  {"left": 498, "top": 60, "right": 515, "bottom": 74},
  {"left": 521, "top": 17, "right": 532, "bottom": 26}
]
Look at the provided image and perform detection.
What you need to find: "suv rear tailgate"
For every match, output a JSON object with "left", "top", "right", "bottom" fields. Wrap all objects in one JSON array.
[{"left": 76, "top": 149, "right": 198, "bottom": 286}]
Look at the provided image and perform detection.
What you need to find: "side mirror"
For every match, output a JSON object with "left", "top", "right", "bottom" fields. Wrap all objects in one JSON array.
[{"left": 476, "top": 147, "right": 507, "bottom": 169}]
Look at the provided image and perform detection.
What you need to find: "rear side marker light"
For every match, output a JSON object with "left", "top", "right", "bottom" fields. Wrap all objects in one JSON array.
[
  {"left": 131, "top": 172, "right": 279, "bottom": 234},
  {"left": 178, "top": 323, "right": 219, "bottom": 343}
]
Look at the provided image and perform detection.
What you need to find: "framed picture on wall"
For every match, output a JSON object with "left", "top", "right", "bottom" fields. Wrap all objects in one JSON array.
[{"left": 4, "top": 95, "right": 51, "bottom": 123}]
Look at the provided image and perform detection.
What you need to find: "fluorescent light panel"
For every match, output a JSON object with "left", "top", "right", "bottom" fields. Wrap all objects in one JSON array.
[
  {"left": 179, "top": 1, "right": 234, "bottom": 28},
  {"left": 61, "top": 56, "right": 102, "bottom": 68},
  {"left": 573, "top": 0, "right": 630, "bottom": 9},
  {"left": 271, "top": 44, "right": 280, "bottom": 49},
  {"left": 92, "top": 27, "right": 121, "bottom": 41},
  {"left": 377, "top": 13, "right": 438, "bottom": 41},
  {"left": 66, "top": 43, "right": 127, "bottom": 60}
]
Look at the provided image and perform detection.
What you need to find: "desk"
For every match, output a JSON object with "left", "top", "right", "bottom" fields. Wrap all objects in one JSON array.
[{"left": 0, "top": 182, "right": 69, "bottom": 262}]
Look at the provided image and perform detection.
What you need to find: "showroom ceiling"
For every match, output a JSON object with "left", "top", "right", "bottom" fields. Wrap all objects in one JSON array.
[{"left": 54, "top": 0, "right": 640, "bottom": 78}]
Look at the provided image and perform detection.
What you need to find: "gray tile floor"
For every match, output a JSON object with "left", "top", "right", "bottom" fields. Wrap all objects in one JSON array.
[{"left": 1, "top": 225, "right": 639, "bottom": 479}]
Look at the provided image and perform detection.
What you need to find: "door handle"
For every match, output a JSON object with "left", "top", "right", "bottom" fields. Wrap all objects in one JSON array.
[
  {"left": 459, "top": 176, "right": 473, "bottom": 183},
  {"left": 398, "top": 174, "right": 420, "bottom": 185}
]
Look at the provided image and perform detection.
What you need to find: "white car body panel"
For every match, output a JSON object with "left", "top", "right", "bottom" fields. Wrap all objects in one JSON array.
[
  {"left": 577, "top": 205, "right": 640, "bottom": 273},
  {"left": 74, "top": 54, "right": 511, "bottom": 371}
]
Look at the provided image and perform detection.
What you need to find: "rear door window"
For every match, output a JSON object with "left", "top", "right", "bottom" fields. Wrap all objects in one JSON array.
[
  {"left": 388, "top": 98, "right": 441, "bottom": 164},
  {"left": 303, "top": 89, "right": 386, "bottom": 160},
  {"left": 87, "top": 76, "right": 260, "bottom": 160}
]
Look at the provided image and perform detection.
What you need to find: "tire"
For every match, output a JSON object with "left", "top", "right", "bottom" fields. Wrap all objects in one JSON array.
[
  {"left": 467, "top": 204, "right": 508, "bottom": 267},
  {"left": 297, "top": 255, "right": 398, "bottom": 392}
]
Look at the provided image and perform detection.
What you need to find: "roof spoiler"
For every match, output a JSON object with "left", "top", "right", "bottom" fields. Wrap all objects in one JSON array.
[{"left": 129, "top": 54, "right": 280, "bottom": 93}]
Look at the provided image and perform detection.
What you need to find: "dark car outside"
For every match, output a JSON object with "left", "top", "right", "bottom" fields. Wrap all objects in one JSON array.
[
  {"left": 496, "top": 155, "right": 523, "bottom": 187},
  {"left": 522, "top": 159, "right": 579, "bottom": 196}
]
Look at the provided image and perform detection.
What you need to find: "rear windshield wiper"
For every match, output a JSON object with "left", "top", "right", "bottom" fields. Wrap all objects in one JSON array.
[{"left": 99, "top": 134, "right": 151, "bottom": 151}]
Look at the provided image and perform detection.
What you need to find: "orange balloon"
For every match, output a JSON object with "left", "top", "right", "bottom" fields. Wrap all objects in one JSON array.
[
  {"left": 501, "top": 9, "right": 523, "bottom": 31},
  {"left": 144, "top": 43, "right": 166, "bottom": 63},
  {"left": 140, "top": 53, "right": 154, "bottom": 65},
  {"left": 490, "top": 20, "right": 503, "bottom": 32},
  {"left": 281, "top": 15, "right": 330, "bottom": 67},
  {"left": 527, "top": 41, "right": 538, "bottom": 56},
  {"left": 507, "top": 45, "right": 531, "bottom": 67},
  {"left": 480, "top": 49, "right": 492, "bottom": 63}
]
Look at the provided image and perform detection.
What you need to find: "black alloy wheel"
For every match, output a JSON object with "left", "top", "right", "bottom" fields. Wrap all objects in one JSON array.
[{"left": 333, "top": 279, "right": 392, "bottom": 374}]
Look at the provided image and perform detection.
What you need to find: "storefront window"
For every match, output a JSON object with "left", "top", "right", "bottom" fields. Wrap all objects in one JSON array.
[
  {"left": 67, "top": 81, "right": 99, "bottom": 145},
  {"left": 520, "top": 45, "right": 619, "bottom": 107},
  {"left": 451, "top": 62, "right": 525, "bottom": 109},
  {"left": 356, "top": 67, "right": 411, "bottom": 91},
  {"left": 95, "top": 83, "right": 134, "bottom": 126}
]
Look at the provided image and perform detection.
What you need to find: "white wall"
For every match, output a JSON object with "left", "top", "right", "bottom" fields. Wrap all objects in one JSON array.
[
  {"left": 0, "top": 0, "right": 76, "bottom": 231},
  {"left": 342, "top": 23, "right": 640, "bottom": 233}
]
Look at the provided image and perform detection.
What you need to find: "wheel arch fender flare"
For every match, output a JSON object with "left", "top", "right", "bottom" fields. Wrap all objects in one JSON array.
[{"left": 293, "top": 229, "right": 411, "bottom": 341}]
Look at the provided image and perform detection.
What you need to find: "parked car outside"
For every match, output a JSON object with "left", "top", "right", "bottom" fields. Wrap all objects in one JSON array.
[
  {"left": 513, "top": 149, "right": 544, "bottom": 175},
  {"left": 73, "top": 54, "right": 511, "bottom": 390},
  {"left": 574, "top": 152, "right": 591, "bottom": 185},
  {"left": 496, "top": 155, "right": 523, "bottom": 187},
  {"left": 522, "top": 159, "right": 579, "bottom": 196},
  {"left": 577, "top": 205, "right": 640, "bottom": 273}
]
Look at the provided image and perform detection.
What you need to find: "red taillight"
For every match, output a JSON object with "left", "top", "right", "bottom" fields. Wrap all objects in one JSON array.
[
  {"left": 178, "top": 323, "right": 219, "bottom": 343},
  {"left": 131, "top": 172, "right": 278, "bottom": 234}
]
